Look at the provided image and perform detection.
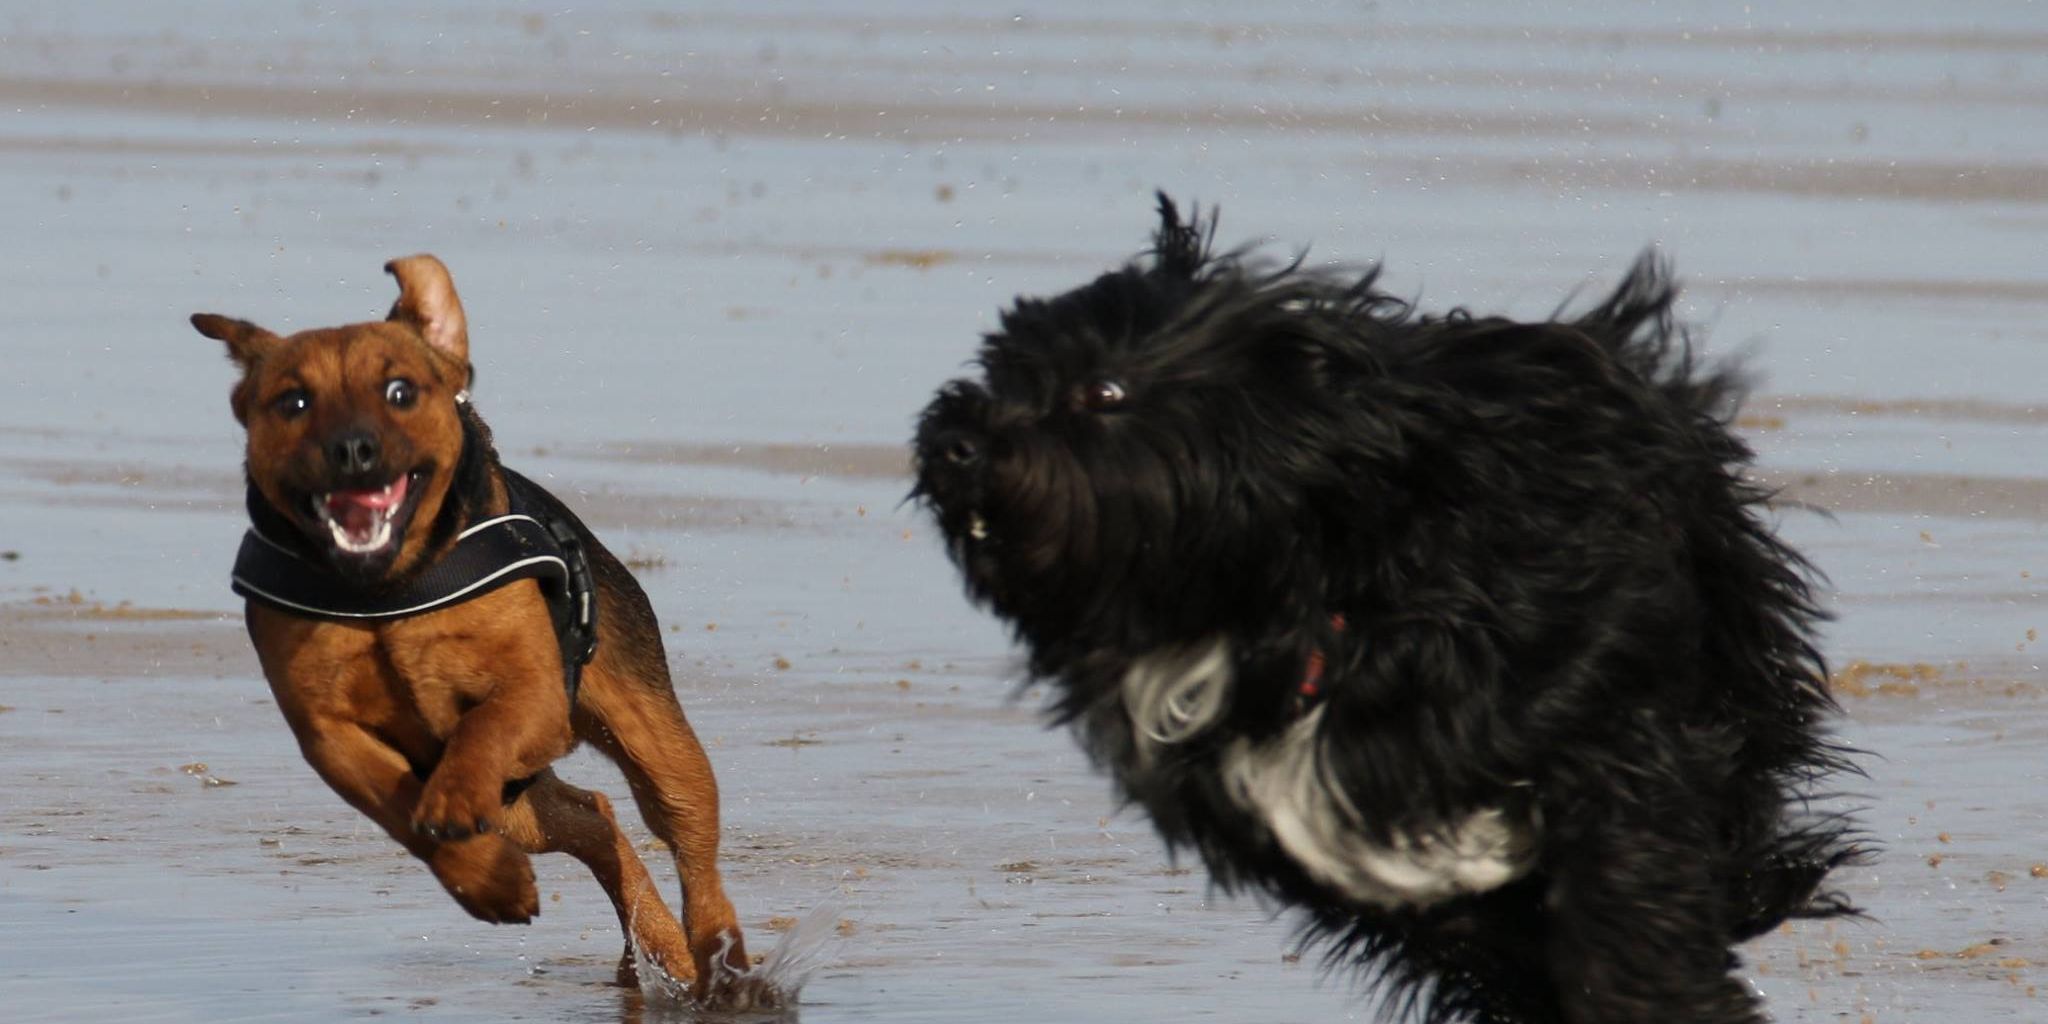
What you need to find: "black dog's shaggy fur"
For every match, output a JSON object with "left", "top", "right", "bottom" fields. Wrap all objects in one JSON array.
[{"left": 912, "top": 196, "right": 1860, "bottom": 1024}]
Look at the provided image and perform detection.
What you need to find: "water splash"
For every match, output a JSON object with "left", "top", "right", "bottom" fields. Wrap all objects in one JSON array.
[
  {"left": 744, "top": 903, "right": 841, "bottom": 998},
  {"left": 636, "top": 903, "right": 842, "bottom": 1017}
]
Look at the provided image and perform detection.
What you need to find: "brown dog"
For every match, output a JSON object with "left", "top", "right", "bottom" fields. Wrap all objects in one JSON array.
[{"left": 192, "top": 256, "right": 755, "bottom": 1002}]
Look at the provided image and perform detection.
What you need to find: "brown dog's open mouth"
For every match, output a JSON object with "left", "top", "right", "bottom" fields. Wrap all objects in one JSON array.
[{"left": 311, "top": 471, "right": 419, "bottom": 556}]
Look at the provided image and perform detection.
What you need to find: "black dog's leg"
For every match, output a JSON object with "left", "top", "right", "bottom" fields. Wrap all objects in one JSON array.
[
  {"left": 1403, "top": 932, "right": 1564, "bottom": 1024},
  {"left": 1334, "top": 889, "right": 1563, "bottom": 1024},
  {"left": 1544, "top": 805, "right": 1762, "bottom": 1024}
]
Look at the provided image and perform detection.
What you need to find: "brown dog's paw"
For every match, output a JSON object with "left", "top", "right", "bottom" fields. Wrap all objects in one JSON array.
[
  {"left": 688, "top": 928, "right": 774, "bottom": 1009},
  {"left": 428, "top": 834, "right": 539, "bottom": 924},
  {"left": 412, "top": 766, "right": 505, "bottom": 841},
  {"left": 695, "top": 965, "right": 779, "bottom": 1012}
]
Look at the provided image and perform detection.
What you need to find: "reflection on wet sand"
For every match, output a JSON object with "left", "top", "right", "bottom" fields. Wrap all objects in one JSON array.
[{"left": 1762, "top": 468, "right": 2048, "bottom": 522}]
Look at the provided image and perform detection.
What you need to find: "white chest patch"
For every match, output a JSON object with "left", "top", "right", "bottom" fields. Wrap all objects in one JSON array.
[
  {"left": 1223, "top": 706, "right": 1537, "bottom": 909},
  {"left": 1122, "top": 637, "right": 1235, "bottom": 759}
]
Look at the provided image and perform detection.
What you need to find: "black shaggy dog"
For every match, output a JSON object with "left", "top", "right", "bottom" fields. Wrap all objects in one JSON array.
[{"left": 911, "top": 196, "right": 1860, "bottom": 1024}]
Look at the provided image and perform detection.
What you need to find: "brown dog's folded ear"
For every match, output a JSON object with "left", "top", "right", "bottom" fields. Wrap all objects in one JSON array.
[
  {"left": 191, "top": 313, "right": 282, "bottom": 368},
  {"left": 385, "top": 255, "right": 470, "bottom": 372}
]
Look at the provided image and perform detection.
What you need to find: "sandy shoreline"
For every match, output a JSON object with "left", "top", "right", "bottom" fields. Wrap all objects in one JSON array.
[{"left": 8, "top": 416, "right": 2045, "bottom": 519}]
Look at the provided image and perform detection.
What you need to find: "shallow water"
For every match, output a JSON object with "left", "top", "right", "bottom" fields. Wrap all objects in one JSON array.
[{"left": 4, "top": 1, "right": 2048, "bottom": 1021}]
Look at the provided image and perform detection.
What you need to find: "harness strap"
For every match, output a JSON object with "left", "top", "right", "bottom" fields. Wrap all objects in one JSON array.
[
  {"left": 504, "top": 471, "right": 599, "bottom": 702},
  {"left": 230, "top": 478, "right": 598, "bottom": 703},
  {"left": 231, "top": 515, "right": 566, "bottom": 620}
]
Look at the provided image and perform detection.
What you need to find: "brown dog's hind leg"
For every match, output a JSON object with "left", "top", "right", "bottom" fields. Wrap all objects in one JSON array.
[
  {"left": 576, "top": 678, "right": 750, "bottom": 1002},
  {"left": 498, "top": 771, "right": 694, "bottom": 988}
]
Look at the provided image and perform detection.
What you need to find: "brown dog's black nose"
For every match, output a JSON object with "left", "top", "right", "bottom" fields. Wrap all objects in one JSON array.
[{"left": 327, "top": 431, "right": 381, "bottom": 476}]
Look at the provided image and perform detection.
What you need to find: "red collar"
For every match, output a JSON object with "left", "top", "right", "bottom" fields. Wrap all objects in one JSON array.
[{"left": 1298, "top": 613, "right": 1347, "bottom": 700}]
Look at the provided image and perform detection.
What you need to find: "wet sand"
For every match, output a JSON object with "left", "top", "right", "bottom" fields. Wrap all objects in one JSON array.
[{"left": 5, "top": 1, "right": 2048, "bottom": 1021}]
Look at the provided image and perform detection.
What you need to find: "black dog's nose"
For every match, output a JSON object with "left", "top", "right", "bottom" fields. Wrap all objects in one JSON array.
[
  {"left": 327, "top": 431, "right": 381, "bottom": 475},
  {"left": 940, "top": 432, "right": 981, "bottom": 468}
]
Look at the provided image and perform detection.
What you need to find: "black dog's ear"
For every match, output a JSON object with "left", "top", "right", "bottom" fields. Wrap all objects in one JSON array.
[
  {"left": 1150, "top": 191, "right": 1214, "bottom": 281},
  {"left": 1281, "top": 272, "right": 1402, "bottom": 394},
  {"left": 1285, "top": 322, "right": 1347, "bottom": 393},
  {"left": 190, "top": 313, "right": 283, "bottom": 369}
]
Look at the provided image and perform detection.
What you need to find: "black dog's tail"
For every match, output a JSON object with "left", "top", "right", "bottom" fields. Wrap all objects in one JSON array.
[
  {"left": 1578, "top": 255, "right": 1867, "bottom": 933},
  {"left": 1572, "top": 253, "right": 1750, "bottom": 423}
]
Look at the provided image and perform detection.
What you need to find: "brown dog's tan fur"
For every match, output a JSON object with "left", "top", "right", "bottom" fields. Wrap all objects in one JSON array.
[{"left": 194, "top": 256, "right": 752, "bottom": 999}]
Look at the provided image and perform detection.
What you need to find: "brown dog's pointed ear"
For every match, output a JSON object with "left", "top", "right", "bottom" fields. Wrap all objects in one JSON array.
[
  {"left": 384, "top": 254, "right": 470, "bottom": 369},
  {"left": 190, "top": 313, "right": 283, "bottom": 368}
]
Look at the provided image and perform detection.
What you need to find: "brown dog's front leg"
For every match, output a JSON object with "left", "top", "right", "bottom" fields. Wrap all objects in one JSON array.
[
  {"left": 393, "top": 591, "right": 579, "bottom": 843},
  {"left": 412, "top": 678, "right": 573, "bottom": 842},
  {"left": 297, "top": 717, "right": 540, "bottom": 924}
]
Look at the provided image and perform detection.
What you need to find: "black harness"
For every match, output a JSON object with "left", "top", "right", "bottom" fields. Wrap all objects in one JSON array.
[{"left": 230, "top": 470, "right": 599, "bottom": 702}]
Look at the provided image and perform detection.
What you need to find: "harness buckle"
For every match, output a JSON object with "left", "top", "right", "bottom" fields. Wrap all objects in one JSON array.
[{"left": 545, "top": 516, "right": 600, "bottom": 669}]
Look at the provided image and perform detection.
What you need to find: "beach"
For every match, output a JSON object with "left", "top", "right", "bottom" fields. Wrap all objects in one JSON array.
[{"left": 4, "top": 2, "right": 2047, "bottom": 1020}]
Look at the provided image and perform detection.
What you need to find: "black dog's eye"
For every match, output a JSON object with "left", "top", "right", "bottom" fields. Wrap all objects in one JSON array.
[
  {"left": 385, "top": 378, "right": 418, "bottom": 409},
  {"left": 273, "top": 389, "right": 311, "bottom": 419},
  {"left": 1081, "top": 379, "right": 1128, "bottom": 412}
]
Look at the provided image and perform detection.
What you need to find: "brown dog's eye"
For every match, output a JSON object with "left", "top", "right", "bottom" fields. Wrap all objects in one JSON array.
[
  {"left": 384, "top": 378, "right": 418, "bottom": 409},
  {"left": 273, "top": 389, "right": 310, "bottom": 419},
  {"left": 1081, "top": 379, "right": 1127, "bottom": 412}
]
